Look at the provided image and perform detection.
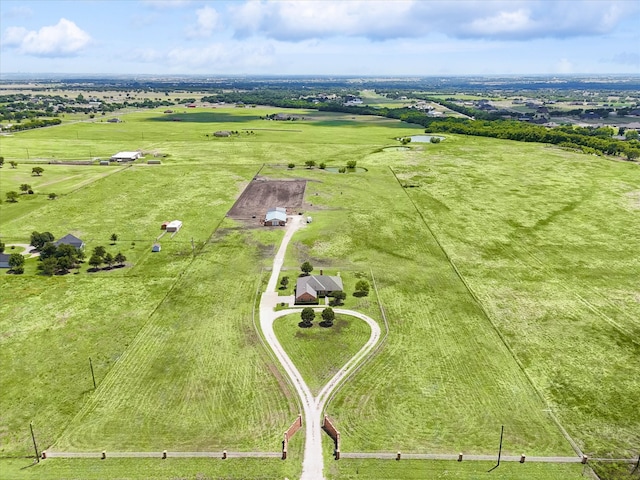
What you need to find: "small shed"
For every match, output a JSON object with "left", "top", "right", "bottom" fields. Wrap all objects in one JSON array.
[
  {"left": 152, "top": 244, "right": 161, "bottom": 252},
  {"left": 110, "top": 151, "right": 142, "bottom": 162},
  {"left": 147, "top": 159, "right": 161, "bottom": 164},
  {"left": 166, "top": 220, "right": 182, "bottom": 232},
  {"left": 265, "top": 207, "right": 287, "bottom": 226},
  {"left": 99, "top": 160, "right": 110, "bottom": 166},
  {"left": 107, "top": 118, "right": 121, "bottom": 123},
  {"left": 214, "top": 131, "right": 231, "bottom": 137},
  {"left": 161, "top": 221, "right": 170, "bottom": 230}
]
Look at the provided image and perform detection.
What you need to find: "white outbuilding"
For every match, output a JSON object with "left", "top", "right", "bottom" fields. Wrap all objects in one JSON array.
[
  {"left": 110, "top": 151, "right": 142, "bottom": 162},
  {"left": 166, "top": 220, "right": 183, "bottom": 232}
]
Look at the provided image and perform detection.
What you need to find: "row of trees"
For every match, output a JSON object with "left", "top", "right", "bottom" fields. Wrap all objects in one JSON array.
[
  {"left": 87, "top": 245, "right": 126, "bottom": 271},
  {"left": 300, "top": 307, "right": 335, "bottom": 328}
]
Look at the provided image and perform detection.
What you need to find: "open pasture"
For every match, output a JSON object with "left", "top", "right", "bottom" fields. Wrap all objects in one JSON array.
[{"left": 0, "top": 107, "right": 637, "bottom": 479}]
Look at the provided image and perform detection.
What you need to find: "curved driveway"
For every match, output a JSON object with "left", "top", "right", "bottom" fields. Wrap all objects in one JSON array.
[{"left": 259, "top": 216, "right": 381, "bottom": 480}]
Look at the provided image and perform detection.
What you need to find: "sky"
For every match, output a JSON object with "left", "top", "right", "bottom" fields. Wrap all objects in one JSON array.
[{"left": 0, "top": 0, "right": 639, "bottom": 76}]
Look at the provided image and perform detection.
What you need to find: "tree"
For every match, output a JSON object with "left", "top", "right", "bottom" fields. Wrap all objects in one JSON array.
[
  {"left": 319, "top": 162, "right": 326, "bottom": 169},
  {"left": 93, "top": 245, "right": 106, "bottom": 258},
  {"left": 354, "top": 280, "right": 370, "bottom": 297},
  {"left": 0, "top": 156, "right": 4, "bottom": 167},
  {"left": 39, "top": 242, "right": 57, "bottom": 260},
  {"left": 305, "top": 160, "right": 316, "bottom": 168},
  {"left": 321, "top": 307, "right": 335, "bottom": 327},
  {"left": 300, "top": 307, "right": 315, "bottom": 327},
  {"left": 301, "top": 261, "right": 314, "bottom": 275},
  {"left": 88, "top": 254, "right": 103, "bottom": 270},
  {"left": 401, "top": 137, "right": 411, "bottom": 145},
  {"left": 48, "top": 193, "right": 58, "bottom": 200},
  {"left": 30, "top": 231, "right": 54, "bottom": 250},
  {"left": 6, "top": 191, "right": 18, "bottom": 202},
  {"left": 0, "top": 241, "right": 4, "bottom": 253},
  {"left": 430, "top": 136, "right": 441, "bottom": 144},
  {"left": 625, "top": 129, "right": 639, "bottom": 140},
  {"left": 625, "top": 148, "right": 640, "bottom": 161},
  {"left": 32, "top": 166, "right": 44, "bottom": 176},
  {"left": 38, "top": 257, "right": 58, "bottom": 276},
  {"left": 8, "top": 253, "right": 25, "bottom": 273},
  {"left": 9, "top": 161, "right": 17, "bottom": 168},
  {"left": 104, "top": 252, "right": 114, "bottom": 269},
  {"left": 110, "top": 233, "right": 118, "bottom": 243},
  {"left": 287, "top": 163, "right": 295, "bottom": 169},
  {"left": 114, "top": 252, "right": 126, "bottom": 266},
  {"left": 279, "top": 275, "right": 289, "bottom": 289},
  {"left": 346, "top": 160, "right": 357, "bottom": 169},
  {"left": 20, "top": 184, "right": 31, "bottom": 193},
  {"left": 331, "top": 291, "right": 346, "bottom": 306}
]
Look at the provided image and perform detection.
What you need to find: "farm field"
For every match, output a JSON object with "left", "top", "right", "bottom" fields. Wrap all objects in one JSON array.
[
  {"left": 0, "top": 106, "right": 638, "bottom": 479},
  {"left": 274, "top": 313, "right": 371, "bottom": 395}
]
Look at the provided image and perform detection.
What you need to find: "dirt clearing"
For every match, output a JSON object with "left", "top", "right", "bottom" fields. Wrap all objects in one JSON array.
[{"left": 228, "top": 177, "right": 307, "bottom": 222}]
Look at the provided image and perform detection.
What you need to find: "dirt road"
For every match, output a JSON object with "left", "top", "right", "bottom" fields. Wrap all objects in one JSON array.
[{"left": 259, "top": 215, "right": 381, "bottom": 479}]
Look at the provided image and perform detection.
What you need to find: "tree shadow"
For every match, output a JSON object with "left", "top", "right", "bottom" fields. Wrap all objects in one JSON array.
[{"left": 298, "top": 321, "right": 313, "bottom": 328}]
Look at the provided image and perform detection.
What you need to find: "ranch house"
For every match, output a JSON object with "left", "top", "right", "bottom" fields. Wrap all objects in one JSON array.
[
  {"left": 265, "top": 207, "right": 287, "bottom": 226},
  {"left": 295, "top": 275, "right": 344, "bottom": 304},
  {"left": 54, "top": 234, "right": 85, "bottom": 250}
]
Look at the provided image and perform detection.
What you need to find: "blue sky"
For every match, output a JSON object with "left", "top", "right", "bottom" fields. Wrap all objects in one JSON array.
[{"left": 1, "top": 0, "right": 639, "bottom": 76}]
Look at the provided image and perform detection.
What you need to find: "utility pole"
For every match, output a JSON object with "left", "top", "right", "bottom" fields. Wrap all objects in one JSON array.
[
  {"left": 488, "top": 425, "right": 504, "bottom": 472},
  {"left": 89, "top": 357, "right": 96, "bottom": 389},
  {"left": 29, "top": 422, "right": 39, "bottom": 462}
]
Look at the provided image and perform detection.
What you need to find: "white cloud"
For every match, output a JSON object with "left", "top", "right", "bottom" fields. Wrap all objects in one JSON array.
[
  {"left": 1, "top": 18, "right": 91, "bottom": 57},
  {"left": 142, "top": 0, "right": 191, "bottom": 8},
  {"left": 227, "top": 0, "right": 637, "bottom": 41},
  {"left": 555, "top": 58, "right": 574, "bottom": 74},
  {"left": 187, "top": 5, "right": 219, "bottom": 38}
]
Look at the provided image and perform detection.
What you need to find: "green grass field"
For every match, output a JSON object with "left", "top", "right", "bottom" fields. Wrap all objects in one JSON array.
[
  {"left": 1, "top": 106, "right": 638, "bottom": 479},
  {"left": 274, "top": 313, "right": 371, "bottom": 394}
]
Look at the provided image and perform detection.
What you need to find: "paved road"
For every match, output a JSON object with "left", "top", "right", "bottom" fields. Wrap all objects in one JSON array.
[{"left": 259, "top": 216, "right": 381, "bottom": 480}]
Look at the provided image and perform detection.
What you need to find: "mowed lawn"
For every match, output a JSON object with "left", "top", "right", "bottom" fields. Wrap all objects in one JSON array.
[
  {"left": 394, "top": 135, "right": 640, "bottom": 458},
  {"left": 274, "top": 313, "right": 372, "bottom": 395},
  {"left": 263, "top": 165, "right": 572, "bottom": 456}
]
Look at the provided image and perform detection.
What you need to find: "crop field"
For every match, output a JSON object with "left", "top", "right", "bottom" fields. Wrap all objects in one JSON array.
[{"left": 0, "top": 106, "right": 638, "bottom": 479}]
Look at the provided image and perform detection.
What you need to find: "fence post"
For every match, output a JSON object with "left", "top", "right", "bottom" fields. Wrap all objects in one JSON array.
[
  {"left": 520, "top": 454, "right": 526, "bottom": 463},
  {"left": 458, "top": 453, "right": 463, "bottom": 462}
]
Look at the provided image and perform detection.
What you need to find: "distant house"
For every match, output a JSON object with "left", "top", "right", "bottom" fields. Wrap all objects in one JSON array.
[
  {"left": 99, "top": 160, "right": 110, "bottom": 165},
  {"left": 274, "top": 113, "right": 291, "bottom": 121},
  {"left": 166, "top": 220, "right": 182, "bottom": 232},
  {"left": 152, "top": 244, "right": 161, "bottom": 252},
  {"left": 164, "top": 109, "right": 174, "bottom": 114},
  {"left": 54, "top": 234, "right": 85, "bottom": 250},
  {"left": 265, "top": 207, "right": 287, "bottom": 226},
  {"left": 186, "top": 103, "right": 197, "bottom": 108},
  {"left": 214, "top": 131, "right": 232, "bottom": 137},
  {"left": 110, "top": 151, "right": 142, "bottom": 162},
  {"left": 295, "top": 275, "right": 344, "bottom": 304},
  {"left": 0, "top": 253, "right": 10, "bottom": 268},
  {"left": 107, "top": 118, "right": 121, "bottom": 123}
]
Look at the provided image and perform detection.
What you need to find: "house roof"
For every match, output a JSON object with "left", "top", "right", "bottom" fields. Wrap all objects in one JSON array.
[
  {"left": 296, "top": 275, "right": 344, "bottom": 298},
  {"left": 265, "top": 210, "right": 287, "bottom": 223},
  {"left": 111, "top": 151, "right": 140, "bottom": 159},
  {"left": 54, "top": 234, "right": 84, "bottom": 247}
]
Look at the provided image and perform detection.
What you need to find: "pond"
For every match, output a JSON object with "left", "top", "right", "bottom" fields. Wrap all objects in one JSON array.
[
  {"left": 409, "top": 135, "right": 445, "bottom": 143},
  {"left": 325, "top": 167, "right": 368, "bottom": 173}
]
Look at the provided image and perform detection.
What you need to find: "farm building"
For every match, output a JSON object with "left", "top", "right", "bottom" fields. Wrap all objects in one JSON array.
[
  {"left": 152, "top": 244, "right": 161, "bottom": 252},
  {"left": 107, "top": 118, "right": 121, "bottom": 123},
  {"left": 0, "top": 253, "right": 10, "bottom": 268},
  {"left": 166, "top": 220, "right": 182, "bottom": 232},
  {"left": 214, "top": 131, "right": 231, "bottom": 137},
  {"left": 295, "top": 275, "right": 343, "bottom": 304},
  {"left": 54, "top": 234, "right": 85, "bottom": 250},
  {"left": 265, "top": 207, "right": 287, "bottom": 226},
  {"left": 110, "top": 151, "right": 142, "bottom": 162},
  {"left": 147, "top": 159, "right": 161, "bottom": 164},
  {"left": 161, "top": 221, "right": 170, "bottom": 230}
]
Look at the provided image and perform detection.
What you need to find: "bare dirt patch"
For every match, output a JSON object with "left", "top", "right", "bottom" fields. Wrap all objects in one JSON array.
[{"left": 228, "top": 177, "right": 307, "bottom": 222}]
